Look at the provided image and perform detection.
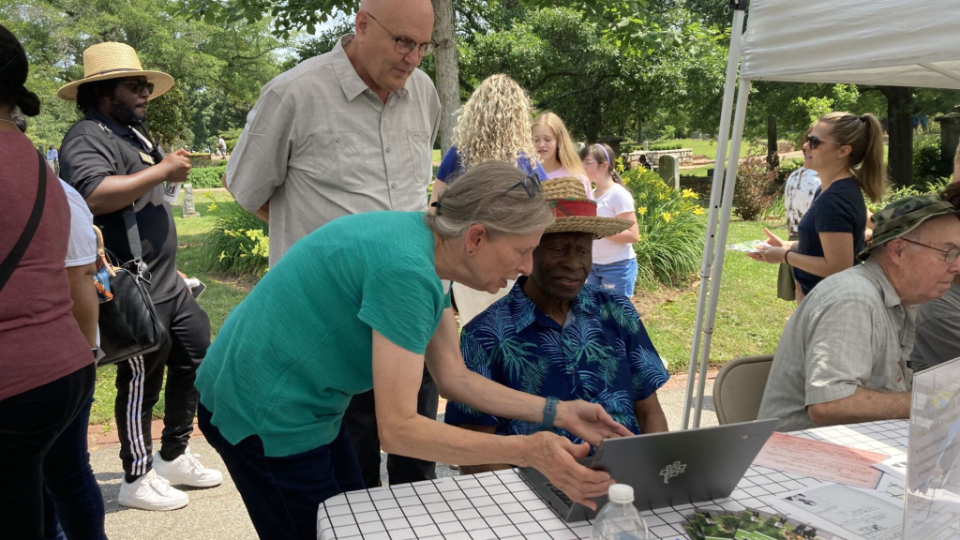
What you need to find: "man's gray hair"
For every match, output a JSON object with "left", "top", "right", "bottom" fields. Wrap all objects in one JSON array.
[{"left": 426, "top": 161, "right": 554, "bottom": 239}]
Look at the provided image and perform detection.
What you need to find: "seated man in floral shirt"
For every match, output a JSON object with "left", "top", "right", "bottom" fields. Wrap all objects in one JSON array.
[{"left": 445, "top": 177, "right": 669, "bottom": 473}]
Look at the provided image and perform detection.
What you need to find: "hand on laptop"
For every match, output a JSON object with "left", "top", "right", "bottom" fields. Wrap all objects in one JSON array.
[
  {"left": 556, "top": 400, "right": 633, "bottom": 446},
  {"left": 524, "top": 432, "right": 614, "bottom": 510}
]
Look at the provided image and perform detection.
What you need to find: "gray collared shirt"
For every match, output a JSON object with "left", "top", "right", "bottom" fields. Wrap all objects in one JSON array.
[
  {"left": 758, "top": 259, "right": 915, "bottom": 432},
  {"left": 911, "top": 282, "right": 960, "bottom": 372},
  {"left": 226, "top": 34, "right": 441, "bottom": 266}
]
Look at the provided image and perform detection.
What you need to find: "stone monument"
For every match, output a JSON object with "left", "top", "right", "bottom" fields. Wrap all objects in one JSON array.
[
  {"left": 658, "top": 154, "right": 680, "bottom": 190},
  {"left": 181, "top": 183, "right": 201, "bottom": 218}
]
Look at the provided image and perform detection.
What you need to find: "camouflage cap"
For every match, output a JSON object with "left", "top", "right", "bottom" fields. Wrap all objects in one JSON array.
[{"left": 859, "top": 194, "right": 960, "bottom": 260}]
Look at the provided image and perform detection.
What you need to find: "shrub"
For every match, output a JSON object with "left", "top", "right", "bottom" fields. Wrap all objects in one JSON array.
[
  {"left": 777, "top": 157, "right": 805, "bottom": 183},
  {"left": 621, "top": 167, "right": 706, "bottom": 288},
  {"left": 913, "top": 136, "right": 948, "bottom": 185},
  {"left": 733, "top": 150, "right": 778, "bottom": 221},
  {"left": 649, "top": 142, "right": 684, "bottom": 151},
  {"left": 188, "top": 164, "right": 227, "bottom": 188},
  {"left": 867, "top": 177, "right": 951, "bottom": 213},
  {"left": 203, "top": 201, "right": 269, "bottom": 276}
]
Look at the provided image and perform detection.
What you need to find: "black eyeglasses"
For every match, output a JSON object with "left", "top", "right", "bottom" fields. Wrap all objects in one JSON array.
[
  {"left": 367, "top": 14, "right": 437, "bottom": 57},
  {"left": 500, "top": 174, "right": 542, "bottom": 198},
  {"left": 900, "top": 237, "right": 960, "bottom": 264},
  {"left": 116, "top": 78, "right": 154, "bottom": 96},
  {"left": 805, "top": 133, "right": 840, "bottom": 150}
]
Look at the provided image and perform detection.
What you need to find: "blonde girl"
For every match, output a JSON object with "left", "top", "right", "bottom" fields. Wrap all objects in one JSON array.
[{"left": 532, "top": 112, "right": 592, "bottom": 197}]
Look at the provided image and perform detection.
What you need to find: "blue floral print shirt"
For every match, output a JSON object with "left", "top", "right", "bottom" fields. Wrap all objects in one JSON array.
[{"left": 444, "top": 279, "right": 669, "bottom": 443}]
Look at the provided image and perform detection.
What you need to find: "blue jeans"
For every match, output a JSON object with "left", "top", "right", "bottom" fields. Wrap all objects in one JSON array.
[
  {"left": 587, "top": 257, "right": 639, "bottom": 298},
  {"left": 43, "top": 397, "right": 107, "bottom": 540},
  {"left": 198, "top": 402, "right": 365, "bottom": 540}
]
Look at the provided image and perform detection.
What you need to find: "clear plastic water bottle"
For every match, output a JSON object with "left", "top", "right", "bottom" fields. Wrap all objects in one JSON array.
[{"left": 591, "top": 484, "right": 649, "bottom": 540}]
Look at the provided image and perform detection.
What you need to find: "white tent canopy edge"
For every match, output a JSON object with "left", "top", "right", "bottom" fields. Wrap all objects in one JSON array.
[{"left": 681, "top": 0, "right": 960, "bottom": 429}]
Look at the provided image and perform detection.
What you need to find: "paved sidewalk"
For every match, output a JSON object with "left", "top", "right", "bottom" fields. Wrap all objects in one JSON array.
[{"left": 93, "top": 378, "right": 719, "bottom": 539}]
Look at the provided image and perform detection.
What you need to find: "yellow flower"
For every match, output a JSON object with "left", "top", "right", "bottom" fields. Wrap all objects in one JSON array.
[
  {"left": 208, "top": 202, "right": 218, "bottom": 212},
  {"left": 218, "top": 251, "right": 226, "bottom": 261},
  {"left": 681, "top": 189, "right": 698, "bottom": 199},
  {"left": 658, "top": 193, "right": 666, "bottom": 200},
  {"left": 638, "top": 206, "right": 648, "bottom": 215},
  {"left": 693, "top": 207, "right": 705, "bottom": 216},
  {"left": 662, "top": 212, "right": 672, "bottom": 222}
]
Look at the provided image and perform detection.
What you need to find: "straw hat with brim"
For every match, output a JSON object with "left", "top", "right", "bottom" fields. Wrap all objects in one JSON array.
[
  {"left": 541, "top": 177, "right": 633, "bottom": 239},
  {"left": 57, "top": 42, "right": 174, "bottom": 102}
]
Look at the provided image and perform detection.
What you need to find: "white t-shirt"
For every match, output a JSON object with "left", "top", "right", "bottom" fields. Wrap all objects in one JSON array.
[
  {"left": 592, "top": 183, "right": 637, "bottom": 265},
  {"left": 545, "top": 166, "right": 593, "bottom": 200},
  {"left": 60, "top": 179, "right": 100, "bottom": 349},
  {"left": 60, "top": 179, "right": 97, "bottom": 267},
  {"left": 784, "top": 168, "right": 821, "bottom": 238}
]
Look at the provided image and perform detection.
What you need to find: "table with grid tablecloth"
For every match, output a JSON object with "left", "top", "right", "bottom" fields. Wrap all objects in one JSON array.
[{"left": 317, "top": 420, "right": 909, "bottom": 540}]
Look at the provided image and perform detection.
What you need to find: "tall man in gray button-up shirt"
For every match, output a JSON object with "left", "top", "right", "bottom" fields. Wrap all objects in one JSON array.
[
  {"left": 224, "top": 0, "right": 442, "bottom": 488},
  {"left": 759, "top": 191, "right": 960, "bottom": 433}
]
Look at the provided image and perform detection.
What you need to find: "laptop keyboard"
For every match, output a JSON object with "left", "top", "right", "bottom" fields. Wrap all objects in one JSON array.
[{"left": 545, "top": 483, "right": 573, "bottom": 507}]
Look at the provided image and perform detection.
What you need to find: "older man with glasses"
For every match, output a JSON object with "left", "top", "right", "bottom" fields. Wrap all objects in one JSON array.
[
  {"left": 759, "top": 184, "right": 960, "bottom": 433},
  {"left": 224, "top": 0, "right": 443, "bottom": 488}
]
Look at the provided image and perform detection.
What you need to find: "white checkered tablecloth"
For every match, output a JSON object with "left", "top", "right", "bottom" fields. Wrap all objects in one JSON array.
[{"left": 317, "top": 420, "right": 909, "bottom": 540}]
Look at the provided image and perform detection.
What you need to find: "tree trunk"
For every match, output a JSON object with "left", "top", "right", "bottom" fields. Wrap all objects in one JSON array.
[
  {"left": 431, "top": 0, "right": 459, "bottom": 156},
  {"left": 767, "top": 113, "right": 778, "bottom": 170},
  {"left": 880, "top": 86, "right": 913, "bottom": 187}
]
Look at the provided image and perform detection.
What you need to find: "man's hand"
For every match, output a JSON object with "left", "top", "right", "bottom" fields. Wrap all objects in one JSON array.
[
  {"left": 523, "top": 432, "right": 614, "bottom": 510},
  {"left": 159, "top": 148, "right": 191, "bottom": 184},
  {"left": 555, "top": 400, "right": 633, "bottom": 446}
]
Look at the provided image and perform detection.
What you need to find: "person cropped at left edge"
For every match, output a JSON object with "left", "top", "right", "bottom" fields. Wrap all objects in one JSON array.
[
  {"left": 445, "top": 177, "right": 669, "bottom": 474},
  {"left": 57, "top": 41, "right": 221, "bottom": 512},
  {"left": 196, "top": 162, "right": 632, "bottom": 540}
]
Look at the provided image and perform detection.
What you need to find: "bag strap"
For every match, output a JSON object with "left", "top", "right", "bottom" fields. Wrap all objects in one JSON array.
[
  {"left": 89, "top": 119, "right": 144, "bottom": 266},
  {"left": 0, "top": 151, "right": 48, "bottom": 293}
]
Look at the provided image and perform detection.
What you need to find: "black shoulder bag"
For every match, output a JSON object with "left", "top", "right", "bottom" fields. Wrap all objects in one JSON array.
[
  {"left": 91, "top": 121, "right": 166, "bottom": 366},
  {"left": 0, "top": 152, "right": 47, "bottom": 294}
]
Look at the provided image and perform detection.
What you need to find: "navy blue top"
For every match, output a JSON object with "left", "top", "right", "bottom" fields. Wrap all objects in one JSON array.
[
  {"left": 436, "top": 146, "right": 546, "bottom": 184},
  {"left": 444, "top": 279, "right": 669, "bottom": 444},
  {"left": 793, "top": 177, "right": 866, "bottom": 295}
]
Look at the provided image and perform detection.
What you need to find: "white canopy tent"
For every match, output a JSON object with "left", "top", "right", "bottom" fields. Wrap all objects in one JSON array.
[{"left": 681, "top": 0, "right": 960, "bottom": 428}]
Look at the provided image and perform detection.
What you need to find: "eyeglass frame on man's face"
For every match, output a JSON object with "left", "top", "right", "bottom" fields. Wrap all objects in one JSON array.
[
  {"left": 366, "top": 13, "right": 437, "bottom": 57},
  {"left": 115, "top": 77, "right": 154, "bottom": 96},
  {"left": 899, "top": 237, "right": 960, "bottom": 264}
]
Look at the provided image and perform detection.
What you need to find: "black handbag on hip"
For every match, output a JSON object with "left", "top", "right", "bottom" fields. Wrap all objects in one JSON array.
[{"left": 93, "top": 122, "right": 166, "bottom": 366}]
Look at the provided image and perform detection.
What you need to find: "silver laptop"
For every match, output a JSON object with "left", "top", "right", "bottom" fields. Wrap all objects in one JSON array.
[{"left": 519, "top": 419, "right": 778, "bottom": 522}]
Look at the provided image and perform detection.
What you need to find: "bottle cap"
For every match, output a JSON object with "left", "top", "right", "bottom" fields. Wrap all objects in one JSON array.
[{"left": 608, "top": 484, "right": 634, "bottom": 504}]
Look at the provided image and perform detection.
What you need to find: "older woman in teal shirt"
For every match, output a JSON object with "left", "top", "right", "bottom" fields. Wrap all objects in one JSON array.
[{"left": 195, "top": 161, "right": 631, "bottom": 540}]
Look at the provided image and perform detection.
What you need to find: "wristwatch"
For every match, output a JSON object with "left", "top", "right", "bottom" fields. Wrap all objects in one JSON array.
[{"left": 542, "top": 397, "right": 560, "bottom": 429}]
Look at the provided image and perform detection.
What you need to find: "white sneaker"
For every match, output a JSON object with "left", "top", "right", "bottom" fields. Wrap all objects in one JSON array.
[
  {"left": 153, "top": 448, "right": 224, "bottom": 488},
  {"left": 118, "top": 470, "right": 190, "bottom": 511}
]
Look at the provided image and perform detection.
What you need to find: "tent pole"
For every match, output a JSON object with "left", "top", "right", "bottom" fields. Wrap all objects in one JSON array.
[
  {"left": 682, "top": 5, "right": 748, "bottom": 430},
  {"left": 693, "top": 77, "right": 753, "bottom": 428}
]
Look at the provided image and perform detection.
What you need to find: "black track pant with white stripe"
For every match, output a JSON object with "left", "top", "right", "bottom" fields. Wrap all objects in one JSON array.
[{"left": 114, "top": 287, "right": 210, "bottom": 483}]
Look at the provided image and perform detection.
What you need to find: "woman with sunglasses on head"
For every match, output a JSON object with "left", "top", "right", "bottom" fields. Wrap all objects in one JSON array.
[
  {"left": 533, "top": 111, "right": 592, "bottom": 197},
  {"left": 0, "top": 26, "right": 102, "bottom": 539},
  {"left": 750, "top": 112, "right": 886, "bottom": 301},
  {"left": 429, "top": 73, "right": 547, "bottom": 323},
  {"left": 195, "top": 161, "right": 632, "bottom": 540},
  {"left": 580, "top": 143, "right": 641, "bottom": 298}
]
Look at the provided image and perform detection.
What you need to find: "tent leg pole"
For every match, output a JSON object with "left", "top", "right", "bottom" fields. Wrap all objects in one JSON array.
[
  {"left": 682, "top": 7, "right": 747, "bottom": 431},
  {"left": 693, "top": 77, "right": 753, "bottom": 428}
]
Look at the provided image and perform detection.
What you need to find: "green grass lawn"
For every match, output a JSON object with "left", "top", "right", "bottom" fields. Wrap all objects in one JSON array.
[
  {"left": 642, "top": 218, "right": 795, "bottom": 373},
  {"left": 89, "top": 192, "right": 794, "bottom": 424},
  {"left": 433, "top": 148, "right": 442, "bottom": 163},
  {"left": 651, "top": 138, "right": 757, "bottom": 160}
]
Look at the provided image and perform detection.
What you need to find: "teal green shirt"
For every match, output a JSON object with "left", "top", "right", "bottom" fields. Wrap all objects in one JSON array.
[{"left": 195, "top": 212, "right": 450, "bottom": 457}]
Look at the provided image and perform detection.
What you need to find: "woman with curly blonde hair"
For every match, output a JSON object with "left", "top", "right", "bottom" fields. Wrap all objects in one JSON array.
[
  {"left": 533, "top": 112, "right": 592, "bottom": 197},
  {"left": 430, "top": 74, "right": 546, "bottom": 324},
  {"left": 431, "top": 74, "right": 545, "bottom": 204}
]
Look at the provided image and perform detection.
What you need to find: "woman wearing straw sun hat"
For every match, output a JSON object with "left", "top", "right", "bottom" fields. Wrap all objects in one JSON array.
[
  {"left": 194, "top": 161, "right": 633, "bottom": 539},
  {"left": 57, "top": 41, "right": 221, "bottom": 513}
]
